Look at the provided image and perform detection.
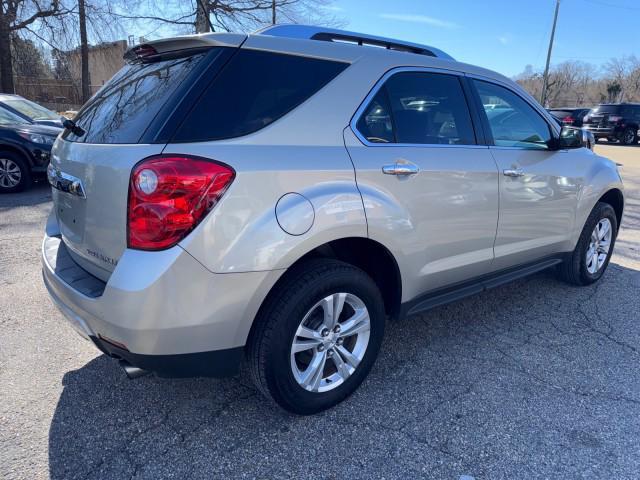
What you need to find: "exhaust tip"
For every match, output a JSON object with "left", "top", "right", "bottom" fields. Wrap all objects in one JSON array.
[{"left": 119, "top": 359, "right": 150, "bottom": 379}]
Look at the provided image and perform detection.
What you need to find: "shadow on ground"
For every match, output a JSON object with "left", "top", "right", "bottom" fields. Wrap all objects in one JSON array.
[{"left": 48, "top": 264, "right": 640, "bottom": 479}]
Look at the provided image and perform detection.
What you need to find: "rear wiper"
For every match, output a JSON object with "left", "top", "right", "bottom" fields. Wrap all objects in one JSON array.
[{"left": 63, "top": 119, "right": 85, "bottom": 137}]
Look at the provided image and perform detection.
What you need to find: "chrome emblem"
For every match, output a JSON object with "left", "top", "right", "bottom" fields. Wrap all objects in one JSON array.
[{"left": 47, "top": 164, "right": 86, "bottom": 198}]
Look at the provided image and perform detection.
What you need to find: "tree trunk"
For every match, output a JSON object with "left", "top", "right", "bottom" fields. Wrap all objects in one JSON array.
[
  {"left": 78, "top": 0, "right": 91, "bottom": 103},
  {"left": 272, "top": 0, "right": 276, "bottom": 24},
  {"left": 195, "top": 1, "right": 211, "bottom": 33},
  {"left": 0, "top": 17, "right": 15, "bottom": 93}
]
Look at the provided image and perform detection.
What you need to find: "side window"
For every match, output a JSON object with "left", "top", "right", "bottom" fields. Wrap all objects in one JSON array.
[
  {"left": 474, "top": 80, "right": 552, "bottom": 149},
  {"left": 356, "top": 88, "right": 395, "bottom": 143},
  {"left": 173, "top": 50, "right": 348, "bottom": 142},
  {"left": 355, "top": 71, "right": 476, "bottom": 145}
]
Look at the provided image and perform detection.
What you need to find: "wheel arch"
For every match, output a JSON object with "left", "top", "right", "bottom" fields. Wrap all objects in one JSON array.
[
  {"left": 0, "top": 142, "right": 34, "bottom": 167},
  {"left": 598, "top": 188, "right": 624, "bottom": 230},
  {"left": 247, "top": 236, "right": 403, "bottom": 350}
]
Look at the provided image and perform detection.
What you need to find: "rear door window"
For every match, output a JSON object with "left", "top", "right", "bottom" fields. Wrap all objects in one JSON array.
[
  {"left": 63, "top": 52, "right": 210, "bottom": 144},
  {"left": 172, "top": 50, "right": 348, "bottom": 142},
  {"left": 355, "top": 71, "right": 476, "bottom": 145}
]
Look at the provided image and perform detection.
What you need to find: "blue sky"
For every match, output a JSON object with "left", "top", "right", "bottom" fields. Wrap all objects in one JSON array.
[{"left": 326, "top": 0, "right": 640, "bottom": 77}]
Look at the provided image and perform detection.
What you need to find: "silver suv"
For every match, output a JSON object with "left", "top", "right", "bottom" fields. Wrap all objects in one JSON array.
[{"left": 42, "top": 26, "right": 624, "bottom": 414}]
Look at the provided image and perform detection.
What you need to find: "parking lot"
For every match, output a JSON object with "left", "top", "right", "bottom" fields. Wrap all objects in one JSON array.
[{"left": 0, "top": 144, "right": 638, "bottom": 479}]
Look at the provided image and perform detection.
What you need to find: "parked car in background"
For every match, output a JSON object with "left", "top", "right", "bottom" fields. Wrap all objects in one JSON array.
[
  {"left": 583, "top": 103, "right": 640, "bottom": 145},
  {"left": 0, "top": 94, "right": 64, "bottom": 128},
  {"left": 0, "top": 108, "right": 61, "bottom": 192},
  {"left": 43, "top": 26, "right": 623, "bottom": 414},
  {"left": 547, "top": 107, "right": 591, "bottom": 127}
]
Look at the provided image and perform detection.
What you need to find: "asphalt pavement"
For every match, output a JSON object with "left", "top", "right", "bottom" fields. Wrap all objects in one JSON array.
[{"left": 0, "top": 143, "right": 639, "bottom": 479}]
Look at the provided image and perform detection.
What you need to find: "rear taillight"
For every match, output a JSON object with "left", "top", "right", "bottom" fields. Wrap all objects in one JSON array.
[
  {"left": 562, "top": 115, "right": 574, "bottom": 124},
  {"left": 128, "top": 155, "right": 234, "bottom": 250}
]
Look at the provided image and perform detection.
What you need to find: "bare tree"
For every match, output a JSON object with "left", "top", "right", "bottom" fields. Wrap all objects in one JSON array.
[
  {"left": 118, "top": 0, "right": 341, "bottom": 37},
  {"left": 0, "top": 0, "right": 73, "bottom": 93},
  {"left": 516, "top": 56, "right": 640, "bottom": 108},
  {"left": 77, "top": 0, "right": 90, "bottom": 101}
]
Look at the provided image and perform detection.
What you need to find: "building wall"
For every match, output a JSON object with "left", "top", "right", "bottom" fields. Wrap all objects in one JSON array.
[{"left": 65, "top": 40, "right": 128, "bottom": 93}]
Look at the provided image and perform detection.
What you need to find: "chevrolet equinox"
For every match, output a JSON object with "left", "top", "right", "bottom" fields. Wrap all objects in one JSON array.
[{"left": 42, "top": 25, "right": 624, "bottom": 414}]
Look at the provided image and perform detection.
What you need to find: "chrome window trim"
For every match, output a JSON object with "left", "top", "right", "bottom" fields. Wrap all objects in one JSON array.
[{"left": 349, "top": 66, "right": 487, "bottom": 149}]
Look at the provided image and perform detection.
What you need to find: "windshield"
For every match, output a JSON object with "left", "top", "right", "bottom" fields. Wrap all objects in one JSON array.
[
  {"left": 589, "top": 105, "right": 621, "bottom": 115},
  {"left": 0, "top": 107, "right": 30, "bottom": 125},
  {"left": 3, "top": 97, "right": 60, "bottom": 121}
]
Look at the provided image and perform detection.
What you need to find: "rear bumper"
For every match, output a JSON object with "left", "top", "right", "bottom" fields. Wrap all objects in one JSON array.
[
  {"left": 42, "top": 222, "right": 282, "bottom": 377},
  {"left": 90, "top": 335, "right": 243, "bottom": 378}
]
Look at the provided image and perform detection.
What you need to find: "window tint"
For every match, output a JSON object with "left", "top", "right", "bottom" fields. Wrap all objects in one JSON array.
[
  {"left": 382, "top": 72, "right": 475, "bottom": 145},
  {"left": 64, "top": 52, "right": 208, "bottom": 144},
  {"left": 173, "top": 50, "right": 348, "bottom": 142},
  {"left": 474, "top": 80, "right": 551, "bottom": 149},
  {"left": 356, "top": 88, "right": 394, "bottom": 143}
]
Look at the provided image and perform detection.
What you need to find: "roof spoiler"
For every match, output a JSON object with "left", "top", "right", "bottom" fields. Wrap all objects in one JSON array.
[{"left": 123, "top": 33, "right": 246, "bottom": 62}]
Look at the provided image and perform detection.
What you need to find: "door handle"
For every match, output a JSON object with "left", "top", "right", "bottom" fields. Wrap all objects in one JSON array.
[
  {"left": 382, "top": 162, "right": 420, "bottom": 176},
  {"left": 503, "top": 168, "right": 525, "bottom": 178}
]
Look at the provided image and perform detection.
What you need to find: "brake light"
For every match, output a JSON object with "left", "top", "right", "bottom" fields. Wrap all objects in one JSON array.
[
  {"left": 128, "top": 155, "right": 234, "bottom": 250},
  {"left": 562, "top": 115, "right": 574, "bottom": 124},
  {"left": 123, "top": 44, "right": 158, "bottom": 63}
]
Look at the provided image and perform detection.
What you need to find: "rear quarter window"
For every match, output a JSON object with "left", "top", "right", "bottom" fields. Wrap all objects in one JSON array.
[{"left": 172, "top": 49, "right": 348, "bottom": 142}]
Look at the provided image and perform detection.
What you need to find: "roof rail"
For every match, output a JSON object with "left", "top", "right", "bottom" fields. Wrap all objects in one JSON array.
[{"left": 256, "top": 25, "right": 454, "bottom": 60}]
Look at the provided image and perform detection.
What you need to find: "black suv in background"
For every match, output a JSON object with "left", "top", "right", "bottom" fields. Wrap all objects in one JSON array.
[
  {"left": 0, "top": 107, "right": 61, "bottom": 192},
  {"left": 547, "top": 107, "right": 590, "bottom": 127},
  {"left": 583, "top": 103, "right": 640, "bottom": 145}
]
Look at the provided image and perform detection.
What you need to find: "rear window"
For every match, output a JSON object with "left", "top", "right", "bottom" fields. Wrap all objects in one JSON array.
[
  {"left": 63, "top": 52, "right": 209, "bottom": 144},
  {"left": 548, "top": 110, "right": 572, "bottom": 118},
  {"left": 172, "top": 49, "right": 348, "bottom": 142}
]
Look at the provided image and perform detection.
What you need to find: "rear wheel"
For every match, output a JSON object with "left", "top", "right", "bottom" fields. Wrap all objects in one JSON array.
[
  {"left": 557, "top": 202, "right": 617, "bottom": 286},
  {"left": 622, "top": 127, "right": 638, "bottom": 145},
  {"left": 248, "top": 259, "right": 385, "bottom": 414},
  {"left": 0, "top": 152, "right": 31, "bottom": 193}
]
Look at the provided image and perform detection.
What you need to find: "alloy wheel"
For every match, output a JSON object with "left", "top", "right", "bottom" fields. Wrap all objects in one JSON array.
[
  {"left": 0, "top": 158, "right": 22, "bottom": 188},
  {"left": 586, "top": 218, "right": 612, "bottom": 274},
  {"left": 290, "top": 292, "right": 371, "bottom": 393},
  {"left": 623, "top": 129, "right": 636, "bottom": 145}
]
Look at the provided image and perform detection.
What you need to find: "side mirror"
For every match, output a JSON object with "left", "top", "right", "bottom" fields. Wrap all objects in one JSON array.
[{"left": 558, "top": 125, "right": 593, "bottom": 150}]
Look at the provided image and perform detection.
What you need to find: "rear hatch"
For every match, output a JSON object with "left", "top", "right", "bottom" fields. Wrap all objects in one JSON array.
[
  {"left": 49, "top": 34, "right": 245, "bottom": 281},
  {"left": 583, "top": 105, "right": 622, "bottom": 128}
]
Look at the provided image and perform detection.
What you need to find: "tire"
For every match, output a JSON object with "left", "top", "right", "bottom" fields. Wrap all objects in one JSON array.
[
  {"left": 607, "top": 136, "right": 618, "bottom": 143},
  {"left": 0, "top": 152, "right": 31, "bottom": 193},
  {"left": 557, "top": 202, "right": 618, "bottom": 286},
  {"left": 247, "top": 258, "right": 385, "bottom": 414},
  {"left": 621, "top": 127, "right": 638, "bottom": 145}
]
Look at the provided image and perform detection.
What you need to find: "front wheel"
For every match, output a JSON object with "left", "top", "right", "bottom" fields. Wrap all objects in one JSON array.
[
  {"left": 622, "top": 127, "right": 638, "bottom": 145},
  {"left": 0, "top": 152, "right": 31, "bottom": 193},
  {"left": 557, "top": 202, "right": 618, "bottom": 286},
  {"left": 247, "top": 259, "right": 385, "bottom": 414}
]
